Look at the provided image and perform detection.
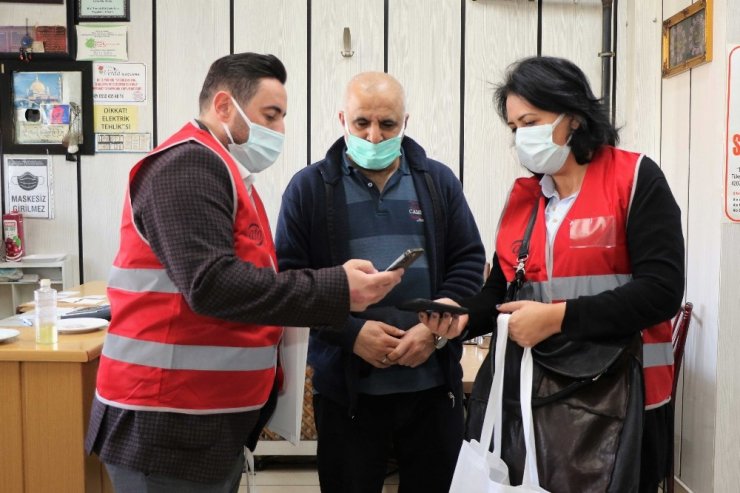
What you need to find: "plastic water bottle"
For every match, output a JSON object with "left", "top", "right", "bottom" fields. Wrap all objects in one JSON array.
[{"left": 34, "top": 279, "right": 58, "bottom": 344}]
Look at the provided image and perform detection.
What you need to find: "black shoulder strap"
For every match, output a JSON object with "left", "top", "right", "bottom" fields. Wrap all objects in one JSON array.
[
  {"left": 518, "top": 198, "right": 540, "bottom": 261},
  {"left": 512, "top": 198, "right": 540, "bottom": 288}
]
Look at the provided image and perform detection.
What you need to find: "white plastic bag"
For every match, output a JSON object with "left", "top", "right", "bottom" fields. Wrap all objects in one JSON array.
[
  {"left": 263, "top": 326, "right": 309, "bottom": 444},
  {"left": 449, "top": 314, "right": 549, "bottom": 493}
]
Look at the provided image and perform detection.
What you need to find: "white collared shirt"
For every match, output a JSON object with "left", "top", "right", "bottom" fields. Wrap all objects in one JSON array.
[{"left": 540, "top": 174, "right": 578, "bottom": 245}]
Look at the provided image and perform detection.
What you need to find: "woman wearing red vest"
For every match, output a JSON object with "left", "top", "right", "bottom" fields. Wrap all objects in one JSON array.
[{"left": 422, "top": 57, "right": 684, "bottom": 492}]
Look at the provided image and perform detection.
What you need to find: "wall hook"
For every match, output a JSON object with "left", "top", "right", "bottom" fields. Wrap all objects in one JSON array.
[{"left": 341, "top": 27, "right": 354, "bottom": 58}]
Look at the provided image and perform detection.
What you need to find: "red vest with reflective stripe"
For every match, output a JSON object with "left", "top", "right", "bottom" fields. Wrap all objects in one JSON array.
[
  {"left": 97, "top": 121, "right": 283, "bottom": 414},
  {"left": 496, "top": 146, "right": 673, "bottom": 408}
]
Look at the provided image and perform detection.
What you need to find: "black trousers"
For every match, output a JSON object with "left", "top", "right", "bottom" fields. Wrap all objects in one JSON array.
[
  {"left": 639, "top": 403, "right": 674, "bottom": 493},
  {"left": 313, "top": 386, "right": 464, "bottom": 493}
]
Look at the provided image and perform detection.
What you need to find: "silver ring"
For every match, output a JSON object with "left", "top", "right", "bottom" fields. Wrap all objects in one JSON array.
[{"left": 381, "top": 356, "right": 388, "bottom": 364}]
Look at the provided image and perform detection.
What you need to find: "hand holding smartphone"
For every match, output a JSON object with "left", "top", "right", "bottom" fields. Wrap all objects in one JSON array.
[
  {"left": 397, "top": 298, "right": 469, "bottom": 315},
  {"left": 385, "top": 248, "right": 424, "bottom": 271}
]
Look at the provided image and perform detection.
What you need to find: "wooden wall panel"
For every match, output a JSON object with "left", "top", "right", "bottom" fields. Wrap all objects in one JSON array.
[
  {"left": 310, "top": 0, "right": 384, "bottom": 163},
  {"left": 661, "top": 0, "right": 721, "bottom": 490},
  {"left": 614, "top": 0, "right": 629, "bottom": 140},
  {"left": 80, "top": 0, "right": 154, "bottom": 283},
  {"left": 155, "top": 0, "right": 230, "bottom": 141},
  {"left": 681, "top": 66, "right": 721, "bottom": 493},
  {"left": 660, "top": 65, "right": 692, "bottom": 486},
  {"left": 541, "top": 0, "right": 602, "bottom": 96},
  {"left": 463, "top": 0, "right": 537, "bottom": 260},
  {"left": 617, "top": 0, "right": 662, "bottom": 159},
  {"left": 717, "top": 227, "right": 740, "bottom": 493},
  {"left": 0, "top": 2, "right": 68, "bottom": 26},
  {"left": 683, "top": 0, "right": 730, "bottom": 488},
  {"left": 387, "top": 0, "right": 461, "bottom": 174},
  {"left": 234, "top": 0, "right": 309, "bottom": 232},
  {"left": 660, "top": 72, "right": 690, "bottom": 248}
]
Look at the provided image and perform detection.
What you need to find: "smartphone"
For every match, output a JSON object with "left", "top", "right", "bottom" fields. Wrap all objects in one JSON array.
[
  {"left": 385, "top": 248, "right": 424, "bottom": 271},
  {"left": 397, "top": 298, "right": 469, "bottom": 315}
]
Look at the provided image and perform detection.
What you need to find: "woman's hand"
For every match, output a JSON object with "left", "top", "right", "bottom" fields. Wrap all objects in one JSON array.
[
  {"left": 417, "top": 298, "right": 469, "bottom": 339},
  {"left": 497, "top": 300, "right": 565, "bottom": 347}
]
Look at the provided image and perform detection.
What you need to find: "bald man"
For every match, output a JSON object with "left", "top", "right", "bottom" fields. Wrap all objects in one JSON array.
[{"left": 275, "top": 72, "right": 485, "bottom": 493}]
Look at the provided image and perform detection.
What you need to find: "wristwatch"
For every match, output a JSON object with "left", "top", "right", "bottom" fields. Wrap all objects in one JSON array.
[{"left": 433, "top": 335, "right": 448, "bottom": 349}]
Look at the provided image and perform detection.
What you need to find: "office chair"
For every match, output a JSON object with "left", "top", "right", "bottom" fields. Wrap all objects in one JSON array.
[{"left": 666, "top": 301, "right": 693, "bottom": 493}]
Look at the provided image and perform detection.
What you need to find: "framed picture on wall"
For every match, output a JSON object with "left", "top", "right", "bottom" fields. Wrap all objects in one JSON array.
[
  {"left": 0, "top": 0, "right": 75, "bottom": 60},
  {"left": 662, "top": 0, "right": 713, "bottom": 78},
  {"left": 0, "top": 60, "right": 94, "bottom": 155},
  {"left": 75, "top": 0, "right": 130, "bottom": 23}
]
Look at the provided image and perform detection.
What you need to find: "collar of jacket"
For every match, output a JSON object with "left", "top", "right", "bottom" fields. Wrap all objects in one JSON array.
[{"left": 317, "top": 135, "right": 430, "bottom": 185}]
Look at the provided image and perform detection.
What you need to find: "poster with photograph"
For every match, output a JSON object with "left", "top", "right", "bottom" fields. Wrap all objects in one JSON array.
[
  {"left": 1, "top": 60, "right": 93, "bottom": 155},
  {"left": 12, "top": 71, "right": 71, "bottom": 144},
  {"left": 13, "top": 71, "right": 63, "bottom": 107},
  {"left": 4, "top": 156, "right": 54, "bottom": 219}
]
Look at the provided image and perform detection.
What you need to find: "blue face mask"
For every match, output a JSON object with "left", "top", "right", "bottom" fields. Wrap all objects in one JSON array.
[
  {"left": 222, "top": 96, "right": 284, "bottom": 173},
  {"left": 344, "top": 118, "right": 405, "bottom": 171}
]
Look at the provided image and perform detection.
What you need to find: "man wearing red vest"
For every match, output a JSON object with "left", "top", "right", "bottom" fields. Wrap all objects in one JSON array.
[{"left": 85, "top": 52, "right": 403, "bottom": 492}]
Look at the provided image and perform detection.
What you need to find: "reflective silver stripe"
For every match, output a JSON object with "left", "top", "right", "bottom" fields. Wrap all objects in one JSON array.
[
  {"left": 108, "top": 266, "right": 179, "bottom": 293},
  {"left": 531, "top": 282, "right": 547, "bottom": 302},
  {"left": 643, "top": 342, "right": 674, "bottom": 368},
  {"left": 549, "top": 274, "right": 631, "bottom": 299},
  {"left": 95, "top": 391, "right": 265, "bottom": 415},
  {"left": 102, "top": 333, "right": 277, "bottom": 371},
  {"left": 524, "top": 274, "right": 632, "bottom": 301}
]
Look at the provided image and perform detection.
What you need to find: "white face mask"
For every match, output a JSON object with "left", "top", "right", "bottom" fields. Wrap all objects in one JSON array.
[
  {"left": 222, "top": 96, "right": 284, "bottom": 173},
  {"left": 515, "top": 113, "right": 571, "bottom": 175}
]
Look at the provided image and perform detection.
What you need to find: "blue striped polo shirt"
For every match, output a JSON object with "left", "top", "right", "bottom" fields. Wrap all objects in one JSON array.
[{"left": 341, "top": 151, "right": 444, "bottom": 395}]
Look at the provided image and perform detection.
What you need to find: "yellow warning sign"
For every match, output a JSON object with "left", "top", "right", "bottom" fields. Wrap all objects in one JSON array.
[{"left": 94, "top": 105, "right": 139, "bottom": 133}]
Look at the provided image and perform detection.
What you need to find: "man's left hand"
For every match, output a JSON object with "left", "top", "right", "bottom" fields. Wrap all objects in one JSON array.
[{"left": 385, "top": 323, "right": 436, "bottom": 368}]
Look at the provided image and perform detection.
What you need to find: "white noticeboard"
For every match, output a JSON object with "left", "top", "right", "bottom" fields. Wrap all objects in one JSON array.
[
  {"left": 725, "top": 45, "right": 740, "bottom": 222},
  {"left": 93, "top": 63, "right": 146, "bottom": 104}
]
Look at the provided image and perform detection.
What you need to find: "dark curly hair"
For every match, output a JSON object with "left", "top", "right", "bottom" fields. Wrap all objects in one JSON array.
[
  {"left": 494, "top": 56, "right": 619, "bottom": 164},
  {"left": 199, "top": 52, "right": 287, "bottom": 112}
]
